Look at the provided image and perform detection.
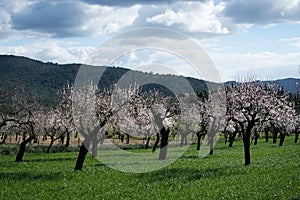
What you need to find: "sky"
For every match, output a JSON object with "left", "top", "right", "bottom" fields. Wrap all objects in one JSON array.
[{"left": 0, "top": 0, "right": 300, "bottom": 82}]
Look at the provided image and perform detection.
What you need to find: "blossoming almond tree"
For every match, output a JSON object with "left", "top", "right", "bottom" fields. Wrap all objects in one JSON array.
[{"left": 226, "top": 80, "right": 295, "bottom": 166}]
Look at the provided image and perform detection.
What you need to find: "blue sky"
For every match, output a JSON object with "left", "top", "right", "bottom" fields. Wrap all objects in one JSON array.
[{"left": 0, "top": 0, "right": 299, "bottom": 81}]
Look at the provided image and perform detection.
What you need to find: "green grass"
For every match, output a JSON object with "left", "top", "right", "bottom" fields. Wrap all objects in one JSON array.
[{"left": 0, "top": 137, "right": 299, "bottom": 200}]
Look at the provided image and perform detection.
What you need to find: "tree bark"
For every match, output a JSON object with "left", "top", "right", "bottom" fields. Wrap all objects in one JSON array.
[
  {"left": 91, "top": 134, "right": 98, "bottom": 158},
  {"left": 15, "top": 136, "right": 34, "bottom": 162},
  {"left": 273, "top": 129, "right": 278, "bottom": 144},
  {"left": 120, "top": 134, "right": 124, "bottom": 143},
  {"left": 196, "top": 132, "right": 201, "bottom": 151},
  {"left": 264, "top": 128, "right": 269, "bottom": 142},
  {"left": 145, "top": 136, "right": 151, "bottom": 149},
  {"left": 65, "top": 131, "right": 70, "bottom": 147},
  {"left": 243, "top": 135, "right": 251, "bottom": 166},
  {"left": 159, "top": 127, "right": 170, "bottom": 160},
  {"left": 74, "top": 139, "right": 91, "bottom": 171},
  {"left": 1, "top": 134, "right": 7, "bottom": 144},
  {"left": 279, "top": 132, "right": 286, "bottom": 146},
  {"left": 180, "top": 134, "right": 186, "bottom": 147},
  {"left": 228, "top": 131, "right": 237, "bottom": 148},
  {"left": 47, "top": 139, "right": 55, "bottom": 154},
  {"left": 254, "top": 134, "right": 259, "bottom": 145},
  {"left": 295, "top": 130, "right": 299, "bottom": 143},
  {"left": 152, "top": 132, "right": 160, "bottom": 153},
  {"left": 126, "top": 133, "right": 130, "bottom": 144}
]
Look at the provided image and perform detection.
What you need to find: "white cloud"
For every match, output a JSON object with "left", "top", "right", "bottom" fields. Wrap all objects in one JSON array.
[
  {"left": 83, "top": 4, "right": 141, "bottom": 35},
  {"left": 280, "top": 37, "right": 300, "bottom": 48},
  {"left": 208, "top": 50, "right": 300, "bottom": 81},
  {"left": 0, "top": 40, "right": 95, "bottom": 64},
  {"left": 146, "top": 1, "right": 230, "bottom": 34}
]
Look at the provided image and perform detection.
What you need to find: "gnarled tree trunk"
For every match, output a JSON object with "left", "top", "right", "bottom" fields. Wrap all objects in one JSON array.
[
  {"left": 74, "top": 139, "right": 91, "bottom": 171},
  {"left": 15, "top": 136, "right": 34, "bottom": 162},
  {"left": 159, "top": 127, "right": 170, "bottom": 160}
]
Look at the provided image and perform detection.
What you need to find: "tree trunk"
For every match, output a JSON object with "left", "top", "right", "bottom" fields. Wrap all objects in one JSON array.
[
  {"left": 273, "top": 130, "right": 278, "bottom": 144},
  {"left": 91, "top": 134, "right": 98, "bottom": 158},
  {"left": 15, "top": 136, "right": 34, "bottom": 162},
  {"left": 208, "top": 133, "right": 215, "bottom": 155},
  {"left": 209, "top": 142, "right": 214, "bottom": 155},
  {"left": 196, "top": 132, "right": 201, "bottom": 151},
  {"left": 254, "top": 134, "right": 259, "bottom": 145},
  {"left": 126, "top": 133, "right": 130, "bottom": 144},
  {"left": 279, "top": 132, "right": 286, "bottom": 146},
  {"left": 180, "top": 134, "right": 185, "bottom": 147},
  {"left": 159, "top": 127, "right": 170, "bottom": 160},
  {"left": 228, "top": 131, "right": 237, "bottom": 148},
  {"left": 145, "top": 136, "right": 151, "bottom": 149},
  {"left": 74, "top": 139, "right": 90, "bottom": 171},
  {"left": 120, "top": 134, "right": 124, "bottom": 143},
  {"left": 65, "top": 131, "right": 70, "bottom": 147},
  {"left": 295, "top": 131, "right": 299, "bottom": 143},
  {"left": 47, "top": 139, "right": 55, "bottom": 154},
  {"left": 243, "top": 135, "right": 251, "bottom": 166},
  {"left": 152, "top": 133, "right": 160, "bottom": 153},
  {"left": 1, "top": 134, "right": 7, "bottom": 144},
  {"left": 264, "top": 128, "right": 269, "bottom": 142}
]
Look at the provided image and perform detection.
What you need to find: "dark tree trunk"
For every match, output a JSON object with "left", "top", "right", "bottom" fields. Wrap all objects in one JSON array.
[
  {"left": 145, "top": 136, "right": 151, "bottom": 149},
  {"left": 15, "top": 136, "right": 34, "bottom": 162},
  {"left": 243, "top": 135, "right": 251, "bottom": 166},
  {"left": 152, "top": 133, "right": 160, "bottom": 153},
  {"left": 209, "top": 142, "right": 214, "bottom": 155},
  {"left": 228, "top": 131, "right": 237, "bottom": 148},
  {"left": 279, "top": 132, "right": 286, "bottom": 146},
  {"left": 196, "top": 132, "right": 201, "bottom": 151},
  {"left": 60, "top": 135, "right": 65, "bottom": 145},
  {"left": 74, "top": 139, "right": 90, "bottom": 171},
  {"left": 120, "top": 134, "right": 124, "bottom": 143},
  {"left": 159, "top": 127, "right": 170, "bottom": 160},
  {"left": 47, "top": 139, "right": 55, "bottom": 154},
  {"left": 264, "top": 128, "right": 269, "bottom": 142},
  {"left": 273, "top": 130, "right": 278, "bottom": 144},
  {"left": 33, "top": 136, "right": 38, "bottom": 143},
  {"left": 254, "top": 134, "right": 259, "bottom": 145},
  {"left": 1, "top": 134, "right": 7, "bottom": 144},
  {"left": 224, "top": 132, "right": 228, "bottom": 145},
  {"left": 65, "top": 131, "right": 70, "bottom": 147},
  {"left": 295, "top": 131, "right": 299, "bottom": 143},
  {"left": 126, "top": 133, "right": 130, "bottom": 144}
]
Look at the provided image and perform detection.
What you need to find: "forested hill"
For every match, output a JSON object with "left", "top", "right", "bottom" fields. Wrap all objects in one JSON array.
[
  {"left": 0, "top": 55, "right": 209, "bottom": 107},
  {"left": 225, "top": 78, "right": 300, "bottom": 94},
  {"left": 1, "top": 55, "right": 298, "bottom": 107}
]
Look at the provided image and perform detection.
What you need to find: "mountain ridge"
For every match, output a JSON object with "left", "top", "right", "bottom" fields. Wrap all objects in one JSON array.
[{"left": 0, "top": 55, "right": 299, "bottom": 107}]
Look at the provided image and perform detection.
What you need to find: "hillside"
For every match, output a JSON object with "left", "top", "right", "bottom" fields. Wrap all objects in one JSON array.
[
  {"left": 0, "top": 55, "right": 209, "bottom": 107},
  {"left": 1, "top": 55, "right": 299, "bottom": 108}
]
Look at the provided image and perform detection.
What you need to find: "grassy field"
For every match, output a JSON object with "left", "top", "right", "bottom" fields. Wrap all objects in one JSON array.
[{"left": 0, "top": 137, "right": 299, "bottom": 200}]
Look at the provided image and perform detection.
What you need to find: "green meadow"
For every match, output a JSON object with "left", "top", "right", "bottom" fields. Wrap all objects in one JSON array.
[{"left": 0, "top": 137, "right": 299, "bottom": 200}]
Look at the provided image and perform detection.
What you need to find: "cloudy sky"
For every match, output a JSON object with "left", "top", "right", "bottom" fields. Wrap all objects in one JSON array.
[{"left": 0, "top": 0, "right": 300, "bottom": 81}]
